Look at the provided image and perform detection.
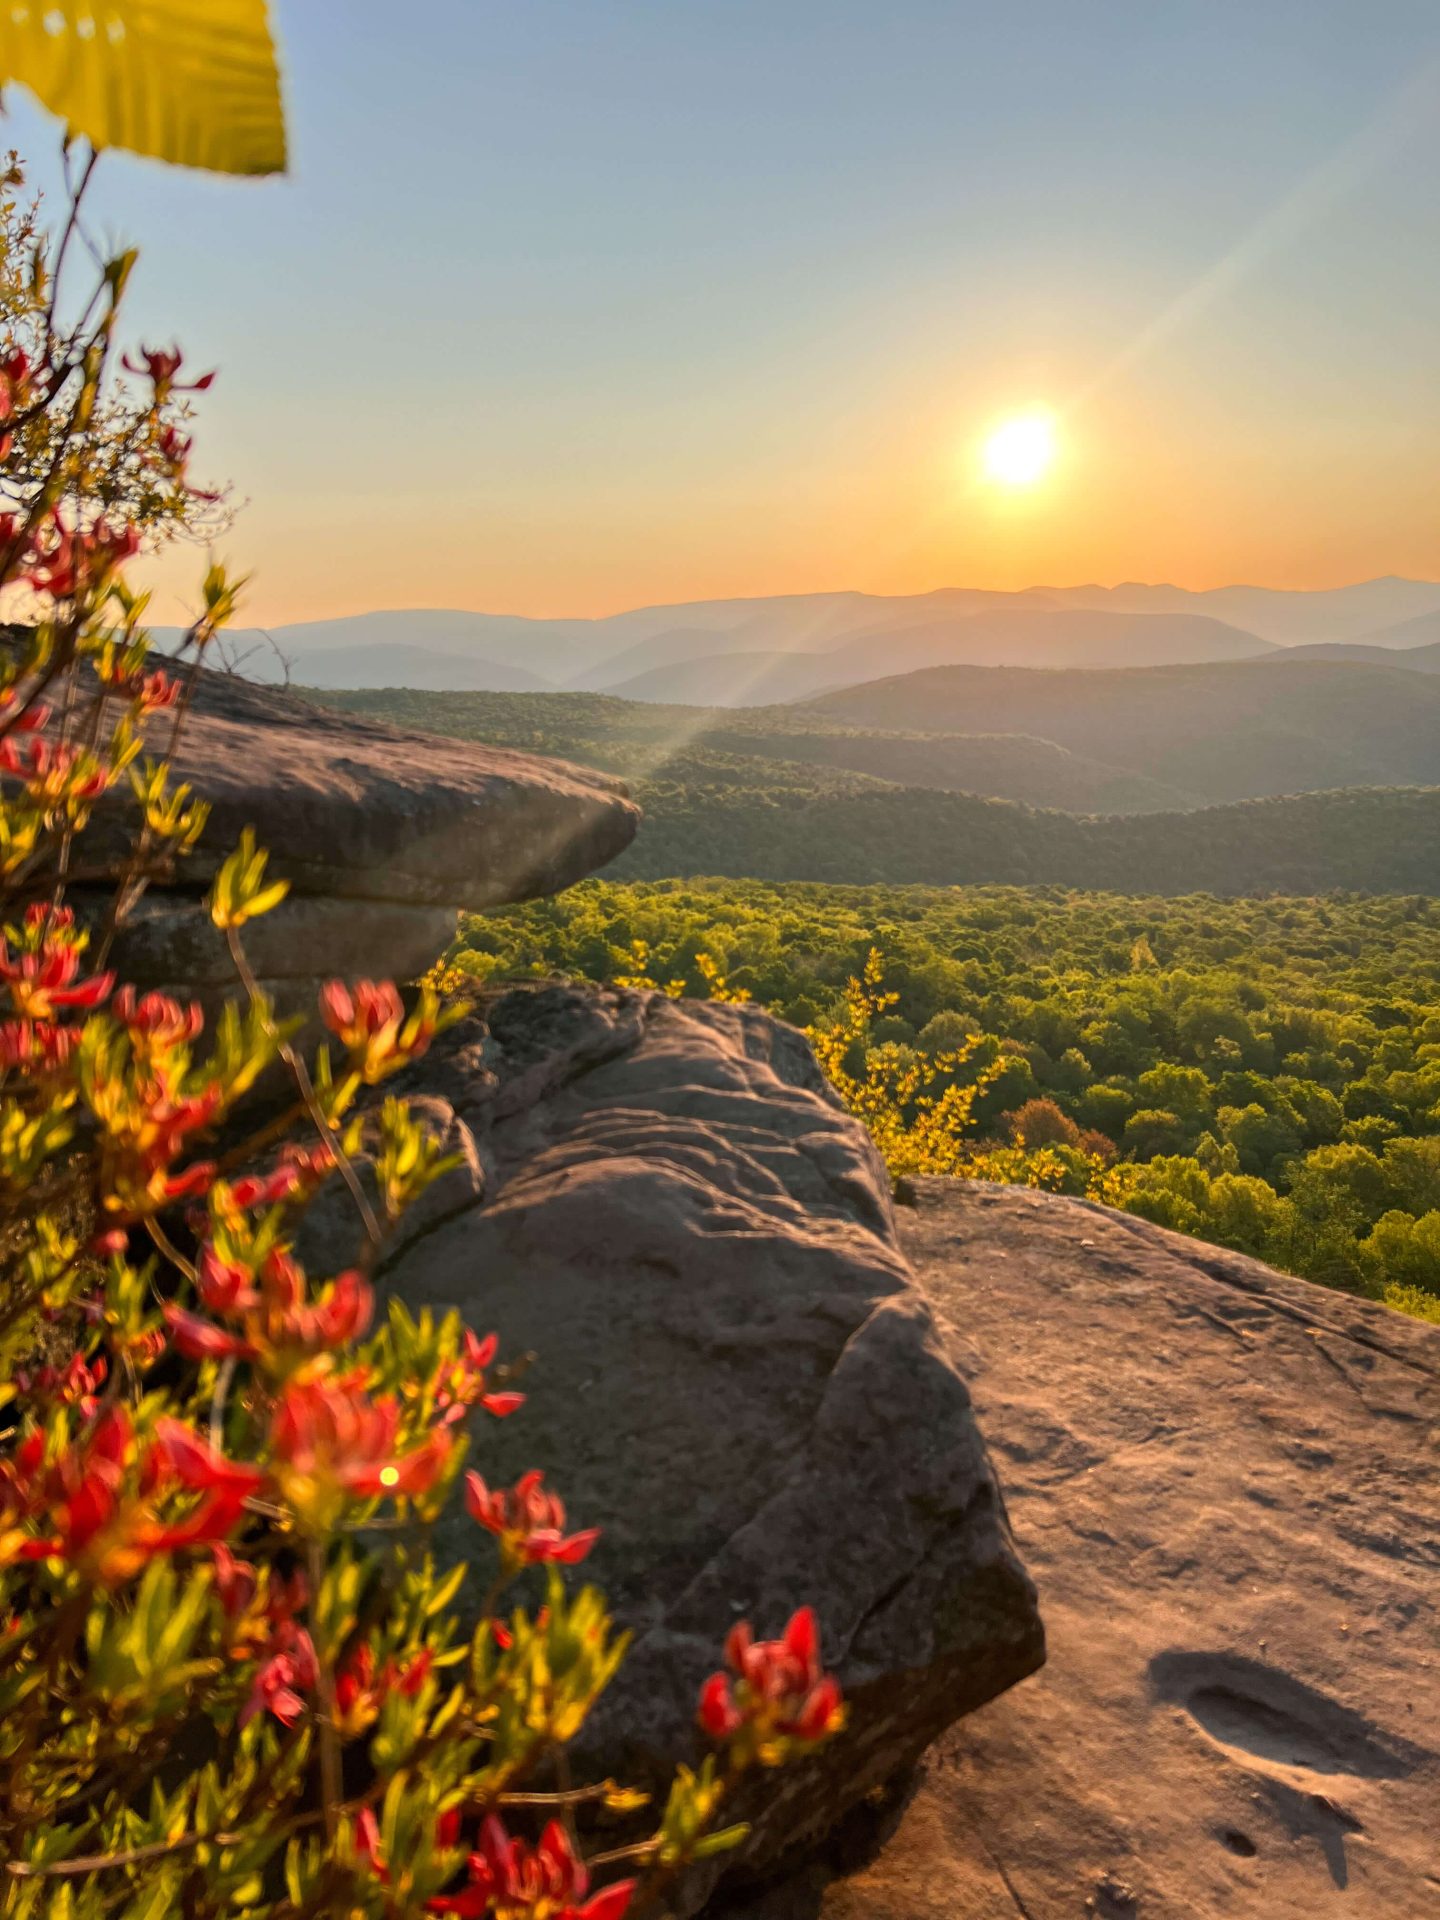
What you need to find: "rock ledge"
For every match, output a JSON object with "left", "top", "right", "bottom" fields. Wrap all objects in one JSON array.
[{"left": 718, "top": 1179, "right": 1440, "bottom": 1919}]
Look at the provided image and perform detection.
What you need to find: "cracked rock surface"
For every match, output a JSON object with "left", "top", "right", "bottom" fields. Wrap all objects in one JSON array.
[
  {"left": 716, "top": 1179, "right": 1440, "bottom": 1919},
  {"left": 369, "top": 986, "right": 1044, "bottom": 1910}
]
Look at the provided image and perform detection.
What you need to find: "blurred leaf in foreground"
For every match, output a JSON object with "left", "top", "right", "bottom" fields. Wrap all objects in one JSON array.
[{"left": 0, "top": 2, "right": 286, "bottom": 176}]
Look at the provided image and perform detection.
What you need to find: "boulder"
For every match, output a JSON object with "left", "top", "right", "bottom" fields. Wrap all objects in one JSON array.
[
  {"left": 365, "top": 986, "right": 1044, "bottom": 1909},
  {"left": 100, "top": 668, "right": 640, "bottom": 908},
  {"left": 72, "top": 670, "right": 638, "bottom": 1018},
  {"left": 717, "top": 1179, "right": 1440, "bottom": 1919}
]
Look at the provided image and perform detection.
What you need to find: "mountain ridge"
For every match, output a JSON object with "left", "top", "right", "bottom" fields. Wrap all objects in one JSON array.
[
  {"left": 809, "top": 657, "right": 1440, "bottom": 802},
  {"left": 186, "top": 576, "right": 1440, "bottom": 696}
]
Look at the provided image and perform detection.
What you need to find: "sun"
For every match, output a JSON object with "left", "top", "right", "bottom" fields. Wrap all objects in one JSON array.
[{"left": 981, "top": 413, "right": 1056, "bottom": 487}]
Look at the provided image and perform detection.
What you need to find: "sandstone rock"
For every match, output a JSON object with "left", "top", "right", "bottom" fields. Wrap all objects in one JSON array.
[
  {"left": 97, "top": 668, "right": 640, "bottom": 909},
  {"left": 716, "top": 1179, "right": 1440, "bottom": 1919},
  {"left": 74, "top": 669, "right": 638, "bottom": 1021},
  {"left": 87, "top": 891, "right": 458, "bottom": 1016},
  {"left": 371, "top": 987, "right": 1044, "bottom": 1909}
]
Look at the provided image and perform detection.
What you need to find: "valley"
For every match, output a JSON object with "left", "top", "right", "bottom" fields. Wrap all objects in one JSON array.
[{"left": 316, "top": 661, "right": 1440, "bottom": 895}]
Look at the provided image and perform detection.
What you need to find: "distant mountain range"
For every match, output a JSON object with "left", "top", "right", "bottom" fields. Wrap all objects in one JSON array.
[{"left": 181, "top": 576, "right": 1440, "bottom": 703}]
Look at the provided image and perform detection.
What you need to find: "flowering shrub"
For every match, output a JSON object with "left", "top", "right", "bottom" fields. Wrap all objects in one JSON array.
[
  {"left": 589, "top": 940, "right": 1146, "bottom": 1206},
  {"left": 0, "top": 157, "right": 842, "bottom": 1915},
  {"left": 803, "top": 950, "right": 999, "bottom": 1180}
]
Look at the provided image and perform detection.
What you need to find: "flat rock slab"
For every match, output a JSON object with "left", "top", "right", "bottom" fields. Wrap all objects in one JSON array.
[
  {"left": 376, "top": 989, "right": 1044, "bottom": 1910},
  {"left": 716, "top": 1179, "right": 1440, "bottom": 1919},
  {"left": 90, "top": 668, "right": 639, "bottom": 909}
]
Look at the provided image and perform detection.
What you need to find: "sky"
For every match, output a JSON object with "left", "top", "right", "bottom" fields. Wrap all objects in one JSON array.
[{"left": 6, "top": 0, "right": 1440, "bottom": 623}]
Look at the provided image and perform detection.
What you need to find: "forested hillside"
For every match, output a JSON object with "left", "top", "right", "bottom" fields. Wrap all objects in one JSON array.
[
  {"left": 314, "top": 685, "right": 1188, "bottom": 810},
  {"left": 611, "top": 772, "right": 1440, "bottom": 893},
  {"left": 316, "top": 665, "right": 1440, "bottom": 808},
  {"left": 443, "top": 882, "right": 1440, "bottom": 1320},
  {"left": 813, "top": 658, "right": 1440, "bottom": 799},
  {"left": 311, "top": 686, "right": 1440, "bottom": 895}
]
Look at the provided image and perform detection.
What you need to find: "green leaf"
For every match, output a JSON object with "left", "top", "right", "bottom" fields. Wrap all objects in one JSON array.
[
  {"left": 694, "top": 1823, "right": 751, "bottom": 1858},
  {"left": 0, "top": 2, "right": 287, "bottom": 176},
  {"left": 424, "top": 1559, "right": 468, "bottom": 1619}
]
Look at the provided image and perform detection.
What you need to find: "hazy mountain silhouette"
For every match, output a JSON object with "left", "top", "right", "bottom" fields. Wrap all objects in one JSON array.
[
  {"left": 817, "top": 606, "right": 1271, "bottom": 677},
  {"left": 595, "top": 609, "right": 1272, "bottom": 704},
  {"left": 291, "top": 644, "right": 551, "bottom": 692},
  {"left": 204, "top": 577, "right": 1440, "bottom": 695},
  {"left": 1359, "top": 608, "right": 1440, "bottom": 650},
  {"left": 1038, "top": 576, "right": 1440, "bottom": 645},
  {"left": 1270, "top": 639, "right": 1440, "bottom": 671},
  {"left": 602, "top": 652, "right": 847, "bottom": 706}
]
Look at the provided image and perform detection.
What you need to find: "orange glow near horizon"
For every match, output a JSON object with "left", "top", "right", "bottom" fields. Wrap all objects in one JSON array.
[
  {"left": 19, "top": 0, "right": 1429, "bottom": 633},
  {"left": 135, "top": 372, "right": 1440, "bottom": 629}
]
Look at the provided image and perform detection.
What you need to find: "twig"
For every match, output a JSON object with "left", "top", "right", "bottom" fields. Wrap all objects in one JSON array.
[
  {"left": 225, "top": 923, "right": 382, "bottom": 1249},
  {"left": 308, "top": 1538, "right": 342, "bottom": 1844}
]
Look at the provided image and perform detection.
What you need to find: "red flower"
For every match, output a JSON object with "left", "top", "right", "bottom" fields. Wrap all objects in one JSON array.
[
  {"left": 0, "top": 686, "right": 48, "bottom": 729},
  {"left": 177, "top": 1243, "right": 373, "bottom": 1370},
  {"left": 428, "top": 1817, "right": 634, "bottom": 1920},
  {"left": 20, "top": 512, "right": 140, "bottom": 600},
  {"left": 697, "top": 1607, "right": 845, "bottom": 1759},
  {"left": 352, "top": 1805, "right": 386, "bottom": 1875},
  {"left": 434, "top": 1328, "right": 526, "bottom": 1425},
  {"left": 290, "top": 1267, "right": 373, "bottom": 1347},
  {"left": 0, "top": 1018, "right": 79, "bottom": 1072},
  {"left": 156, "top": 422, "right": 192, "bottom": 464},
  {"left": 226, "top": 1163, "right": 301, "bottom": 1210},
  {"left": 121, "top": 345, "right": 215, "bottom": 393},
  {"left": 697, "top": 1670, "right": 743, "bottom": 1741},
  {"left": 239, "top": 1620, "right": 317, "bottom": 1729},
  {"left": 153, "top": 1420, "right": 265, "bottom": 1503},
  {"left": 319, "top": 977, "right": 403, "bottom": 1051},
  {"left": 334, "top": 1639, "right": 433, "bottom": 1736},
  {"left": 11, "top": 1351, "right": 107, "bottom": 1419},
  {"left": 162, "top": 1303, "right": 258, "bottom": 1362},
  {"left": 94, "top": 1070, "right": 222, "bottom": 1220},
  {"left": 0, "top": 735, "right": 109, "bottom": 808},
  {"left": 196, "top": 1244, "right": 260, "bottom": 1317},
  {"left": 269, "top": 1372, "right": 452, "bottom": 1524},
  {"left": 464, "top": 1469, "right": 598, "bottom": 1573},
  {"left": 0, "top": 920, "right": 113, "bottom": 1021},
  {"left": 0, "top": 1408, "right": 252, "bottom": 1585},
  {"left": 113, "top": 986, "right": 204, "bottom": 1048},
  {"left": 318, "top": 977, "right": 437, "bottom": 1080},
  {"left": 211, "top": 1542, "right": 258, "bottom": 1620}
]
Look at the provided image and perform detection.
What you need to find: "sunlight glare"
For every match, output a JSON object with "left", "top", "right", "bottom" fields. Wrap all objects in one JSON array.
[{"left": 982, "top": 414, "right": 1056, "bottom": 487}]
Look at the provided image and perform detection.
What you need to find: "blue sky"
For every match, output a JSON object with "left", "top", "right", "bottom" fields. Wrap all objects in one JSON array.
[{"left": 6, "top": 0, "right": 1439, "bottom": 619}]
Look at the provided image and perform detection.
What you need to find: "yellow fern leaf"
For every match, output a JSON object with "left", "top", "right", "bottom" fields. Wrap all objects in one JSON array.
[{"left": 1, "top": 1, "right": 286, "bottom": 175}]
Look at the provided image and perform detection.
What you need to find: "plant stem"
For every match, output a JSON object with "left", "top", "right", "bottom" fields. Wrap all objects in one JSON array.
[{"left": 307, "top": 1538, "right": 342, "bottom": 1842}]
